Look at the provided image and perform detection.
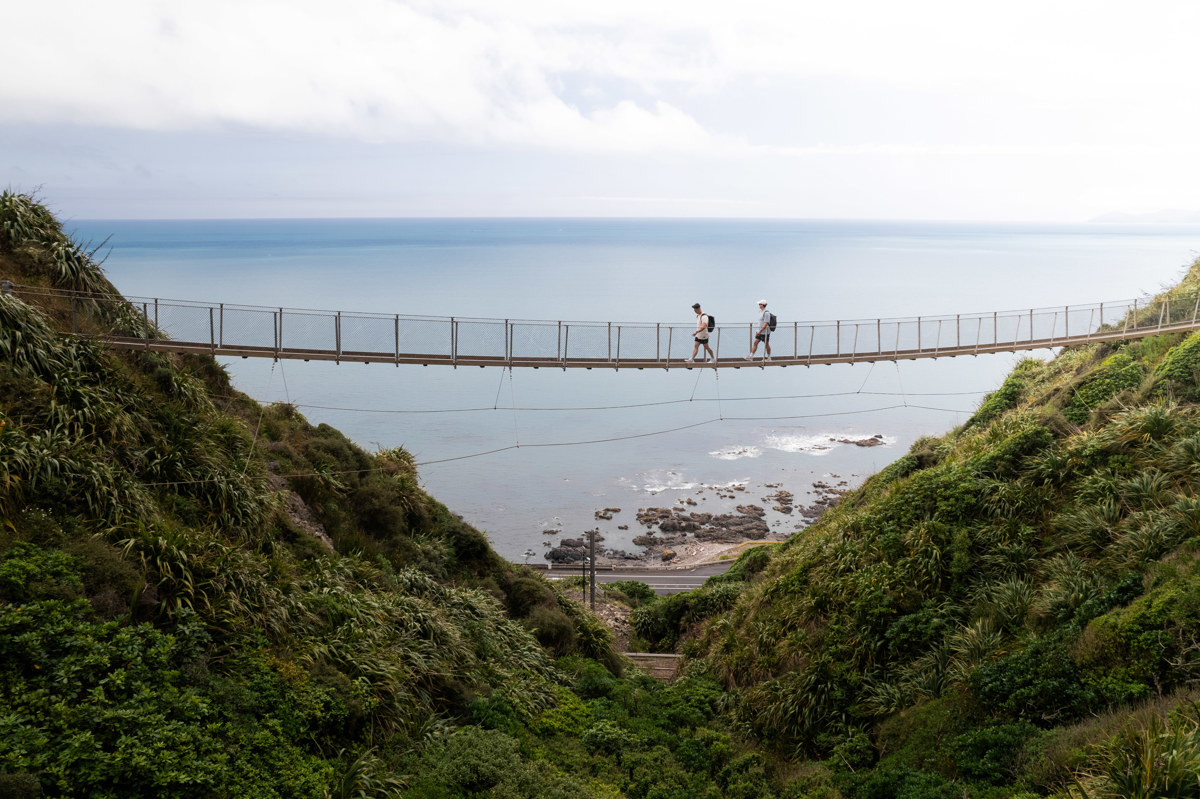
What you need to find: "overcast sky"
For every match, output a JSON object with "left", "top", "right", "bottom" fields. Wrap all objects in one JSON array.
[{"left": 4, "top": 0, "right": 1200, "bottom": 220}]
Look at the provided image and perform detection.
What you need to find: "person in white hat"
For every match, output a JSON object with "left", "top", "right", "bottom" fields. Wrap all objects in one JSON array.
[{"left": 746, "top": 299, "right": 771, "bottom": 360}]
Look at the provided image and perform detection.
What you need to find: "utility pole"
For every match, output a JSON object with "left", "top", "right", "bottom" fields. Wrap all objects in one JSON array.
[{"left": 588, "top": 529, "right": 596, "bottom": 610}]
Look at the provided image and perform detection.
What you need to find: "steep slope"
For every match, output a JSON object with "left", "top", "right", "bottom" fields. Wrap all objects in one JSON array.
[
  {"left": 679, "top": 260, "right": 1200, "bottom": 794},
  {"left": 0, "top": 192, "right": 627, "bottom": 797}
]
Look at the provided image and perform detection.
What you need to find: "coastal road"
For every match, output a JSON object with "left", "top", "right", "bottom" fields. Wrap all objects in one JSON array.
[{"left": 521, "top": 562, "right": 733, "bottom": 595}]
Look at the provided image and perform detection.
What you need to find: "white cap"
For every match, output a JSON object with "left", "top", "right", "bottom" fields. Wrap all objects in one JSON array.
[{"left": 757, "top": 299, "right": 767, "bottom": 305}]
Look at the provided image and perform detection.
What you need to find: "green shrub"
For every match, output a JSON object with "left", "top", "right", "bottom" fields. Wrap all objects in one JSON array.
[
  {"left": 408, "top": 726, "right": 596, "bottom": 798},
  {"left": 507, "top": 576, "right": 551, "bottom": 618},
  {"left": 836, "top": 763, "right": 961, "bottom": 799},
  {"left": 606, "top": 579, "right": 659, "bottom": 607},
  {"left": 968, "top": 368, "right": 1029, "bottom": 429},
  {"left": 1064, "top": 354, "right": 1145, "bottom": 425},
  {"left": 947, "top": 721, "right": 1037, "bottom": 785},
  {"left": 970, "top": 630, "right": 1094, "bottom": 724},
  {"left": 525, "top": 605, "right": 578, "bottom": 654},
  {"left": 577, "top": 660, "right": 618, "bottom": 699},
  {"left": 0, "top": 542, "right": 82, "bottom": 602},
  {"left": 1155, "top": 332, "right": 1200, "bottom": 401}
]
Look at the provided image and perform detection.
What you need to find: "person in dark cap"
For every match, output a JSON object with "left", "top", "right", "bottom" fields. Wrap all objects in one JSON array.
[{"left": 686, "top": 302, "right": 715, "bottom": 363}]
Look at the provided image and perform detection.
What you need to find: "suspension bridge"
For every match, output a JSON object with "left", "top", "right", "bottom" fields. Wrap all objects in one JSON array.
[{"left": 9, "top": 283, "right": 1200, "bottom": 369}]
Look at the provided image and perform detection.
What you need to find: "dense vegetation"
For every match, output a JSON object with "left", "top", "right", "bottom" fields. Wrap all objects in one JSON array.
[
  {"left": 0, "top": 192, "right": 744, "bottom": 798},
  {"left": 5, "top": 190, "right": 1200, "bottom": 797},
  {"left": 673, "top": 266, "right": 1200, "bottom": 796}
]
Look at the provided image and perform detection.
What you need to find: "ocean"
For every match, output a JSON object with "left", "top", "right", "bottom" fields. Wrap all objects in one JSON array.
[{"left": 64, "top": 218, "right": 1200, "bottom": 560}]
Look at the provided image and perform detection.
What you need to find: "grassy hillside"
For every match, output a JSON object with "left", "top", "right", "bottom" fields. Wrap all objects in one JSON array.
[
  {"left": 661, "top": 261, "right": 1200, "bottom": 796},
  {"left": 0, "top": 192, "right": 754, "bottom": 798}
]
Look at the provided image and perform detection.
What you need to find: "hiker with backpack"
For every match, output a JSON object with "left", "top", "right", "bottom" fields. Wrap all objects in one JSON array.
[
  {"left": 747, "top": 299, "right": 774, "bottom": 360},
  {"left": 686, "top": 302, "right": 715, "bottom": 363}
]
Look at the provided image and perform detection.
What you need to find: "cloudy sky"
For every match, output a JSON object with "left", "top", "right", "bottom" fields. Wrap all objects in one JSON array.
[{"left": 4, "top": 0, "right": 1200, "bottom": 220}]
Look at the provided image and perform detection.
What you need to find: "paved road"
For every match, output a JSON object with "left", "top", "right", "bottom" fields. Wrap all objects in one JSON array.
[{"left": 524, "top": 562, "right": 733, "bottom": 595}]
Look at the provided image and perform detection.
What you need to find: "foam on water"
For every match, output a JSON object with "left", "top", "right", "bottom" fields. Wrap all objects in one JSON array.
[
  {"left": 760, "top": 432, "right": 898, "bottom": 456},
  {"left": 761, "top": 432, "right": 840, "bottom": 455},
  {"left": 638, "top": 470, "right": 700, "bottom": 494},
  {"left": 709, "top": 445, "right": 762, "bottom": 460}
]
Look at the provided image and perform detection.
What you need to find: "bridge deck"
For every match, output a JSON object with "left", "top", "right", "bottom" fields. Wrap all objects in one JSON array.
[{"left": 10, "top": 284, "right": 1200, "bottom": 368}]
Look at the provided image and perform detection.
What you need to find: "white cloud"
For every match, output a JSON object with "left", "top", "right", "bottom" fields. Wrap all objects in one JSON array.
[
  {"left": 6, "top": 0, "right": 1200, "bottom": 157},
  {"left": 6, "top": 0, "right": 1200, "bottom": 220}
]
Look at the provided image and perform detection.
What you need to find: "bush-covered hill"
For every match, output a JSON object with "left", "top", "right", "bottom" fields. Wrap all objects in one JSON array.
[
  {"left": 645, "top": 260, "right": 1200, "bottom": 796},
  {"left": 1, "top": 192, "right": 757, "bottom": 798}
]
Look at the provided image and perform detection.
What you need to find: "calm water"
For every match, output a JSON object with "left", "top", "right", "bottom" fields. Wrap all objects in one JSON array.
[{"left": 66, "top": 218, "right": 1200, "bottom": 559}]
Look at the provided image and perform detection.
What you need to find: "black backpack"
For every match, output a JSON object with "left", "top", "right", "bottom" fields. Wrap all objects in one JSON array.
[
  {"left": 768, "top": 313, "right": 777, "bottom": 331},
  {"left": 706, "top": 314, "right": 716, "bottom": 332}
]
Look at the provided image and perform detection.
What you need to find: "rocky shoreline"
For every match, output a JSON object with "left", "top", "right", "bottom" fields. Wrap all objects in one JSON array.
[{"left": 543, "top": 472, "right": 857, "bottom": 567}]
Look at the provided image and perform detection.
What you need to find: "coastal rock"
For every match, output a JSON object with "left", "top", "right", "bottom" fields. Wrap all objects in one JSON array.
[
  {"left": 637, "top": 507, "right": 674, "bottom": 527},
  {"left": 659, "top": 517, "right": 700, "bottom": 533},
  {"left": 835, "top": 434, "right": 885, "bottom": 447},
  {"left": 546, "top": 546, "right": 586, "bottom": 564},
  {"left": 735, "top": 504, "right": 766, "bottom": 517},
  {"left": 765, "top": 490, "right": 794, "bottom": 515}
]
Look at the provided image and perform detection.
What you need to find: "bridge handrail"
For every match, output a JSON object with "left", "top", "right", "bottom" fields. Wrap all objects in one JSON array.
[{"left": 1, "top": 282, "right": 1171, "bottom": 327}]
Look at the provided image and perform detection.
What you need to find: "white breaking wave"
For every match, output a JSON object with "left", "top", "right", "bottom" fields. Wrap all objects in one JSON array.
[
  {"left": 762, "top": 432, "right": 839, "bottom": 455},
  {"left": 761, "top": 432, "right": 896, "bottom": 456},
  {"left": 709, "top": 445, "right": 762, "bottom": 460},
  {"left": 639, "top": 470, "right": 700, "bottom": 494}
]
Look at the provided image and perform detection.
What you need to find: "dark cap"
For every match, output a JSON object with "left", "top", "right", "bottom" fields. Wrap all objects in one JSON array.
[{"left": 692, "top": 302, "right": 701, "bottom": 308}]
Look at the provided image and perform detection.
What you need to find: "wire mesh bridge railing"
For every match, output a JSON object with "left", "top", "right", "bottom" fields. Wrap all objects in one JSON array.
[{"left": 10, "top": 283, "right": 1200, "bottom": 369}]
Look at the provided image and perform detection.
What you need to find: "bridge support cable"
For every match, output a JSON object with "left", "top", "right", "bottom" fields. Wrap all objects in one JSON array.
[
  {"left": 715, "top": 368, "right": 724, "bottom": 421},
  {"left": 855, "top": 361, "right": 877, "bottom": 395},
  {"left": 242, "top": 360, "right": 277, "bottom": 478},
  {"left": 894, "top": 361, "right": 909, "bottom": 408},
  {"left": 507, "top": 366, "right": 520, "bottom": 449}
]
